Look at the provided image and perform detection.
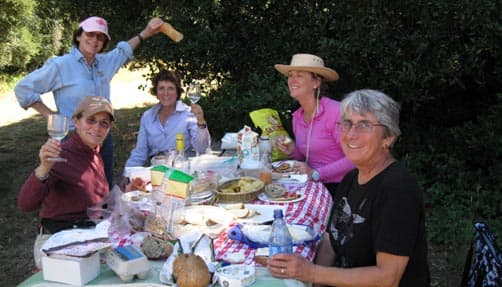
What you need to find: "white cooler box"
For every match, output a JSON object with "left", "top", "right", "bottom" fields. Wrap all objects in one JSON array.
[{"left": 42, "top": 252, "right": 100, "bottom": 286}]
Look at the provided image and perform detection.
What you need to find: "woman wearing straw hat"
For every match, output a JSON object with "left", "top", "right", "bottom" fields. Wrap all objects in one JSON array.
[{"left": 275, "top": 53, "right": 354, "bottom": 197}]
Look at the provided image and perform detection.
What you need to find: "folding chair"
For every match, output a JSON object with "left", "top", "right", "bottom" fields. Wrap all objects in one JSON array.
[{"left": 461, "top": 222, "right": 502, "bottom": 287}]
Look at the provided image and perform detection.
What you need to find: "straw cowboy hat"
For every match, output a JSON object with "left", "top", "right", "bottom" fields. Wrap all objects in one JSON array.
[{"left": 274, "top": 53, "right": 339, "bottom": 82}]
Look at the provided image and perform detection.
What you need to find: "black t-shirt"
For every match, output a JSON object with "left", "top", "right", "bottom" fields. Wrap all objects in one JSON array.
[{"left": 328, "top": 161, "right": 430, "bottom": 286}]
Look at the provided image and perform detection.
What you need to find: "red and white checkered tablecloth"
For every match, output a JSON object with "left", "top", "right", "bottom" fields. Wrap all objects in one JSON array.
[{"left": 213, "top": 181, "right": 333, "bottom": 264}]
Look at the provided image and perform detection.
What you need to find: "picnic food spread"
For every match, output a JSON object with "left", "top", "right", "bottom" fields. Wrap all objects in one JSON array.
[{"left": 25, "top": 153, "right": 333, "bottom": 287}]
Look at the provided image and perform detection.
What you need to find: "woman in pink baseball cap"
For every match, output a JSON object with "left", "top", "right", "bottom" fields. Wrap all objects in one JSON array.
[{"left": 14, "top": 16, "right": 167, "bottom": 189}]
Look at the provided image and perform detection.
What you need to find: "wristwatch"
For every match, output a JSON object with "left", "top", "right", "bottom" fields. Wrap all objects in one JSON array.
[
  {"left": 35, "top": 171, "right": 49, "bottom": 183},
  {"left": 311, "top": 170, "right": 320, "bottom": 182}
]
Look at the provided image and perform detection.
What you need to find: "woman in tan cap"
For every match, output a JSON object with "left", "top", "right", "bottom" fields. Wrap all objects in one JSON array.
[
  {"left": 17, "top": 96, "right": 115, "bottom": 269},
  {"left": 14, "top": 16, "right": 167, "bottom": 189},
  {"left": 275, "top": 53, "right": 354, "bottom": 197}
]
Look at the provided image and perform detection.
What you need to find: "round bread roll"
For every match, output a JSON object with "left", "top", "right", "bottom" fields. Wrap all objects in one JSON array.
[{"left": 141, "top": 235, "right": 173, "bottom": 259}]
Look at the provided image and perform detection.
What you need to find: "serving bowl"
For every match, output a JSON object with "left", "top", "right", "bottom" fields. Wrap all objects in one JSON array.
[{"left": 215, "top": 177, "right": 264, "bottom": 203}]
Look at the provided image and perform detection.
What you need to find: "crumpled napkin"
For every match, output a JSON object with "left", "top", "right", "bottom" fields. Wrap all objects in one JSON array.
[
  {"left": 159, "top": 230, "right": 218, "bottom": 285},
  {"left": 41, "top": 221, "right": 111, "bottom": 257}
]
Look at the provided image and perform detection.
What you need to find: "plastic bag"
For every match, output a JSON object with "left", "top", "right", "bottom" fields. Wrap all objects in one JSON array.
[
  {"left": 249, "top": 108, "right": 291, "bottom": 161},
  {"left": 87, "top": 185, "right": 122, "bottom": 222}
]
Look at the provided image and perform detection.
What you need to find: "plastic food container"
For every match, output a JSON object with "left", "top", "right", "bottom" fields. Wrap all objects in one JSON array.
[{"left": 215, "top": 264, "right": 255, "bottom": 287}]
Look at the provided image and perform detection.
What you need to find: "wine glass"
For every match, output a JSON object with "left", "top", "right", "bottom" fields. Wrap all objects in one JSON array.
[
  {"left": 47, "top": 114, "right": 69, "bottom": 162},
  {"left": 187, "top": 82, "right": 201, "bottom": 104}
]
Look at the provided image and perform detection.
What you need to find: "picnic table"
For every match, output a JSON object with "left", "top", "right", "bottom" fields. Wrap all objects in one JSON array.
[{"left": 19, "top": 178, "right": 332, "bottom": 286}]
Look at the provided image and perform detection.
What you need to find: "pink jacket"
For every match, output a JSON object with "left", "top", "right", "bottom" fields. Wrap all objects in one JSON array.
[{"left": 292, "top": 97, "right": 355, "bottom": 183}]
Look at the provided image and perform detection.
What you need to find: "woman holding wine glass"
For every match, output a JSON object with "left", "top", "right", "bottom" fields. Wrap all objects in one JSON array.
[
  {"left": 125, "top": 70, "right": 211, "bottom": 167},
  {"left": 46, "top": 113, "right": 70, "bottom": 162},
  {"left": 18, "top": 96, "right": 115, "bottom": 269}
]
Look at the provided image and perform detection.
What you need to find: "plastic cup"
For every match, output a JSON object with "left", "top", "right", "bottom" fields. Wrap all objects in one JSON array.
[
  {"left": 159, "top": 22, "right": 184, "bottom": 42},
  {"left": 259, "top": 170, "right": 273, "bottom": 185}
]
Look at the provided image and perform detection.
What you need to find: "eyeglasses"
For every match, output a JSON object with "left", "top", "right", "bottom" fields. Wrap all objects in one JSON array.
[
  {"left": 85, "top": 118, "right": 111, "bottom": 129},
  {"left": 336, "top": 120, "right": 385, "bottom": 134},
  {"left": 83, "top": 32, "right": 107, "bottom": 42}
]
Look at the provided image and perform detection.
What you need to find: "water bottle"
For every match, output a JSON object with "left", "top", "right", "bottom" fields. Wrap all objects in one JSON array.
[{"left": 269, "top": 209, "right": 293, "bottom": 256}]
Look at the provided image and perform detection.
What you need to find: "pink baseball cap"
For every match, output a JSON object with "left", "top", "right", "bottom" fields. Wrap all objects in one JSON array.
[{"left": 79, "top": 16, "right": 111, "bottom": 40}]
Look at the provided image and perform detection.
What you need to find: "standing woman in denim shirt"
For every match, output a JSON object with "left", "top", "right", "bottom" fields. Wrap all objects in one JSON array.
[{"left": 14, "top": 16, "right": 165, "bottom": 188}]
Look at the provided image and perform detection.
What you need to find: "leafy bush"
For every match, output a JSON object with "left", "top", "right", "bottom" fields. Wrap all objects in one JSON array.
[{"left": 402, "top": 94, "right": 502, "bottom": 246}]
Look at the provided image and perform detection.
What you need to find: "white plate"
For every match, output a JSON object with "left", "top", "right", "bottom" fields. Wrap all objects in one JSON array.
[
  {"left": 218, "top": 204, "right": 285, "bottom": 224},
  {"left": 271, "top": 160, "right": 295, "bottom": 173},
  {"left": 183, "top": 205, "right": 233, "bottom": 225},
  {"left": 175, "top": 205, "right": 234, "bottom": 238},
  {"left": 257, "top": 192, "right": 305, "bottom": 203}
]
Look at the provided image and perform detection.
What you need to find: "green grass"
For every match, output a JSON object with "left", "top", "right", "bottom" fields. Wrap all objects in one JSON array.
[{"left": 0, "top": 74, "right": 22, "bottom": 98}]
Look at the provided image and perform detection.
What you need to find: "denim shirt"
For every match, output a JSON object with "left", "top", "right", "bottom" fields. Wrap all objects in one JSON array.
[
  {"left": 14, "top": 42, "right": 134, "bottom": 129},
  {"left": 125, "top": 101, "right": 211, "bottom": 167}
]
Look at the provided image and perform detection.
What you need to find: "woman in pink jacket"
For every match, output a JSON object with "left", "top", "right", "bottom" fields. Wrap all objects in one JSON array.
[{"left": 275, "top": 53, "right": 354, "bottom": 197}]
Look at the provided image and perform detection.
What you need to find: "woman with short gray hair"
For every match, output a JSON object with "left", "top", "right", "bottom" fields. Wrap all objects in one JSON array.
[{"left": 268, "top": 89, "right": 430, "bottom": 286}]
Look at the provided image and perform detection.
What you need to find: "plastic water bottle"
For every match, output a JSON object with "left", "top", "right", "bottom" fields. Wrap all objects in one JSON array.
[{"left": 269, "top": 209, "right": 293, "bottom": 256}]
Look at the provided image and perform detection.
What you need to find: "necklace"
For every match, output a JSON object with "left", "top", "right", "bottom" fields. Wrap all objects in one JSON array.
[{"left": 304, "top": 96, "right": 319, "bottom": 164}]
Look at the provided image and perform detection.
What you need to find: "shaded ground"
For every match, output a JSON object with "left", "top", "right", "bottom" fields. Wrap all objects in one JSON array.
[{"left": 0, "top": 69, "right": 465, "bottom": 286}]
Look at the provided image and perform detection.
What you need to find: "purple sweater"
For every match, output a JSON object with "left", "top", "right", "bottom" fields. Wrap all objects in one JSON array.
[
  {"left": 18, "top": 133, "right": 109, "bottom": 221},
  {"left": 292, "top": 97, "right": 355, "bottom": 183}
]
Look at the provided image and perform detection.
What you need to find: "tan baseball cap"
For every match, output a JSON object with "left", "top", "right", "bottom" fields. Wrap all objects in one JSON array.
[{"left": 73, "top": 96, "right": 115, "bottom": 121}]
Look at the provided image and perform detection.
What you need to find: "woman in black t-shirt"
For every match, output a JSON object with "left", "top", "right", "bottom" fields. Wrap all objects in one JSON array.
[{"left": 267, "top": 89, "right": 430, "bottom": 287}]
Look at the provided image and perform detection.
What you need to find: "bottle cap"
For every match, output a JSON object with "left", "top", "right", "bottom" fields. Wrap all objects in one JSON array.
[{"left": 273, "top": 209, "right": 284, "bottom": 218}]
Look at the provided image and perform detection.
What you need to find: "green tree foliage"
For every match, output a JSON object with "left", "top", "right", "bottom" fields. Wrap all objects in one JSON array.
[
  {"left": 0, "top": 0, "right": 39, "bottom": 72},
  {"left": 0, "top": 0, "right": 74, "bottom": 75}
]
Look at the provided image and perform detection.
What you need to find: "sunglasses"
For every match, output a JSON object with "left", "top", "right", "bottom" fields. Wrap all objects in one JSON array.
[
  {"left": 83, "top": 31, "right": 107, "bottom": 42},
  {"left": 85, "top": 117, "right": 111, "bottom": 129}
]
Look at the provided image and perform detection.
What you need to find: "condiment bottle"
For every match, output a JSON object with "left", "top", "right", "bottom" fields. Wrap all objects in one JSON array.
[{"left": 173, "top": 133, "right": 189, "bottom": 172}]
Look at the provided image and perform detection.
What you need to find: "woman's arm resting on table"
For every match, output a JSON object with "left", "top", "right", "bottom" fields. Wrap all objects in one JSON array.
[
  {"left": 314, "top": 233, "right": 336, "bottom": 267},
  {"left": 310, "top": 251, "right": 409, "bottom": 287}
]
